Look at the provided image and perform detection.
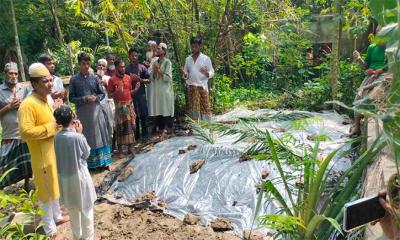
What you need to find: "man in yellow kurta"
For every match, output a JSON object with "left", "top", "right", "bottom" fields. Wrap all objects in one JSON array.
[{"left": 18, "top": 63, "right": 69, "bottom": 240}]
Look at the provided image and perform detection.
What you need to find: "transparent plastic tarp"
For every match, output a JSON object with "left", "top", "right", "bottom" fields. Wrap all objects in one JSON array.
[{"left": 103, "top": 108, "right": 351, "bottom": 235}]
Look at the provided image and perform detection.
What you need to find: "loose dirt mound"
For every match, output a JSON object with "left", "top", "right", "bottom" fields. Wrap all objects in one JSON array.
[
  {"left": 183, "top": 213, "right": 201, "bottom": 225},
  {"left": 59, "top": 203, "right": 240, "bottom": 240},
  {"left": 210, "top": 218, "right": 234, "bottom": 232},
  {"left": 55, "top": 136, "right": 241, "bottom": 239},
  {"left": 243, "top": 229, "right": 268, "bottom": 240},
  {"left": 118, "top": 165, "right": 134, "bottom": 182}
]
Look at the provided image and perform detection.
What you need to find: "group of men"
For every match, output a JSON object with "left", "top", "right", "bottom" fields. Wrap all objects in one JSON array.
[{"left": 0, "top": 37, "right": 214, "bottom": 240}]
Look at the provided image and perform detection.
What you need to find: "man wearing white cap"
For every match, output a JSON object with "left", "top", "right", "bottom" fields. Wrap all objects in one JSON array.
[
  {"left": 96, "top": 58, "right": 115, "bottom": 146},
  {"left": 0, "top": 62, "right": 32, "bottom": 190},
  {"left": 18, "top": 63, "right": 69, "bottom": 240},
  {"left": 144, "top": 40, "right": 157, "bottom": 68},
  {"left": 147, "top": 43, "right": 174, "bottom": 137}
]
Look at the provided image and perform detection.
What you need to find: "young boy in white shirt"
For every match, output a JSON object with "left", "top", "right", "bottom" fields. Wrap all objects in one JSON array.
[{"left": 54, "top": 105, "right": 97, "bottom": 240}]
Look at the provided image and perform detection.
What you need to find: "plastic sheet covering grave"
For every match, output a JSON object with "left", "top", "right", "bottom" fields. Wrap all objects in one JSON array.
[{"left": 103, "top": 108, "right": 352, "bottom": 235}]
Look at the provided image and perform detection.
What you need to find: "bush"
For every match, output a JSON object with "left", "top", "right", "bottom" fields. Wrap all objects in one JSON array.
[{"left": 0, "top": 170, "right": 47, "bottom": 239}]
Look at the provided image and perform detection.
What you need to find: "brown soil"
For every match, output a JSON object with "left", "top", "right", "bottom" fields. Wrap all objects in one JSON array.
[
  {"left": 117, "top": 165, "right": 134, "bottom": 182},
  {"left": 210, "top": 218, "right": 234, "bottom": 232},
  {"left": 56, "top": 136, "right": 241, "bottom": 240},
  {"left": 243, "top": 229, "right": 266, "bottom": 240},
  {"left": 183, "top": 213, "right": 201, "bottom": 225},
  {"left": 190, "top": 160, "right": 206, "bottom": 174}
]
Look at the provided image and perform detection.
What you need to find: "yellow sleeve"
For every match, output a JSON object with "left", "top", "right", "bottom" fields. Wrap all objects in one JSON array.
[{"left": 18, "top": 101, "right": 57, "bottom": 140}]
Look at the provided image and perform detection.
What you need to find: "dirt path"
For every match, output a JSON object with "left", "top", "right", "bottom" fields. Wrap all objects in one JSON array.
[{"left": 57, "top": 137, "right": 241, "bottom": 240}]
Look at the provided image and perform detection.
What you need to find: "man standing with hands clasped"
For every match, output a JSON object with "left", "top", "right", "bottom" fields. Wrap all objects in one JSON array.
[
  {"left": 0, "top": 62, "right": 32, "bottom": 190},
  {"left": 182, "top": 37, "right": 214, "bottom": 121}
]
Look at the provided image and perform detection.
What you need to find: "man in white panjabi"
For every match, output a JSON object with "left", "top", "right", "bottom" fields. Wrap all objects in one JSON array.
[{"left": 182, "top": 37, "right": 214, "bottom": 121}]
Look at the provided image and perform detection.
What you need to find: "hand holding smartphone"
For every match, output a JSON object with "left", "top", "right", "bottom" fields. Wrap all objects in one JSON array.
[{"left": 343, "top": 194, "right": 386, "bottom": 232}]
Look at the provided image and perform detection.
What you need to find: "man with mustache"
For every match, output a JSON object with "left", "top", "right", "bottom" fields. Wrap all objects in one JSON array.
[
  {"left": 18, "top": 63, "right": 69, "bottom": 239},
  {"left": 0, "top": 62, "right": 32, "bottom": 191}
]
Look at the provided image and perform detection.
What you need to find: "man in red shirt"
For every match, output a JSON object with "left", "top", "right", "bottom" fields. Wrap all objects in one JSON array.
[{"left": 107, "top": 59, "right": 140, "bottom": 156}]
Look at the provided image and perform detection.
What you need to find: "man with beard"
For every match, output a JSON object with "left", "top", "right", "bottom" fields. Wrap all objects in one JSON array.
[
  {"left": 0, "top": 62, "right": 32, "bottom": 190},
  {"left": 96, "top": 58, "right": 115, "bottom": 147},
  {"left": 18, "top": 63, "right": 69, "bottom": 239},
  {"left": 69, "top": 52, "right": 112, "bottom": 170},
  {"left": 126, "top": 47, "right": 150, "bottom": 140},
  {"left": 148, "top": 43, "right": 174, "bottom": 137},
  {"left": 144, "top": 40, "right": 157, "bottom": 68},
  {"left": 105, "top": 52, "right": 116, "bottom": 77},
  {"left": 108, "top": 59, "right": 139, "bottom": 156},
  {"left": 182, "top": 37, "right": 214, "bottom": 121}
]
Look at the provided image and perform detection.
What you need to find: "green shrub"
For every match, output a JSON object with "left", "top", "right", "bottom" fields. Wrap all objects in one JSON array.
[{"left": 0, "top": 170, "right": 48, "bottom": 239}]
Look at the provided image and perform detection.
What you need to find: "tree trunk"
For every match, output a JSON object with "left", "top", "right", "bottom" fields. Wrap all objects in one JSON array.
[
  {"left": 194, "top": 0, "right": 200, "bottom": 33},
  {"left": 10, "top": 0, "right": 26, "bottom": 82},
  {"left": 48, "top": 0, "right": 74, "bottom": 75},
  {"left": 329, "top": 3, "right": 341, "bottom": 110}
]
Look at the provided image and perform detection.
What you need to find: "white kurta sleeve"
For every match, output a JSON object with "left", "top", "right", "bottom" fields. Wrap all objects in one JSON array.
[
  {"left": 183, "top": 58, "right": 189, "bottom": 80},
  {"left": 79, "top": 134, "right": 91, "bottom": 160}
]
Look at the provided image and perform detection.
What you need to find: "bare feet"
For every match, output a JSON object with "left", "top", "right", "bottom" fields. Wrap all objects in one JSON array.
[
  {"left": 56, "top": 214, "right": 70, "bottom": 226},
  {"left": 158, "top": 130, "right": 167, "bottom": 140},
  {"left": 106, "top": 165, "right": 114, "bottom": 171}
]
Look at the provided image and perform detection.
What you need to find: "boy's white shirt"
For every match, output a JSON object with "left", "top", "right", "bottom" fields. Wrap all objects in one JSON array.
[
  {"left": 183, "top": 53, "right": 214, "bottom": 91},
  {"left": 54, "top": 129, "right": 97, "bottom": 210}
]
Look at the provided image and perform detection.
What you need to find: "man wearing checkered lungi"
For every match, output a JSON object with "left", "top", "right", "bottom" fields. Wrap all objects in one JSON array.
[
  {"left": 0, "top": 62, "right": 32, "bottom": 190},
  {"left": 182, "top": 37, "right": 214, "bottom": 121}
]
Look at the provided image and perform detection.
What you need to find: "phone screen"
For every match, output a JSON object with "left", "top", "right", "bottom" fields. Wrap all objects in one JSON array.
[{"left": 343, "top": 195, "right": 386, "bottom": 231}]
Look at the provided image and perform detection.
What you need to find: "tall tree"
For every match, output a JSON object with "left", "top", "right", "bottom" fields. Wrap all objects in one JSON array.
[
  {"left": 10, "top": 0, "right": 26, "bottom": 82},
  {"left": 47, "top": 0, "right": 74, "bottom": 75},
  {"left": 328, "top": 1, "right": 342, "bottom": 109}
]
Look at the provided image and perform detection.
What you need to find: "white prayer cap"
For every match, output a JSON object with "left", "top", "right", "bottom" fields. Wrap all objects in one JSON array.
[
  {"left": 97, "top": 58, "right": 107, "bottom": 66},
  {"left": 159, "top": 42, "right": 167, "bottom": 50},
  {"left": 148, "top": 40, "right": 157, "bottom": 46},
  {"left": 4, "top": 62, "right": 18, "bottom": 72},
  {"left": 28, "top": 63, "right": 50, "bottom": 78}
]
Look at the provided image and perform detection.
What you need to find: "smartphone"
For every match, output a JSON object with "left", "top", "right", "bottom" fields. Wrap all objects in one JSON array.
[{"left": 343, "top": 194, "right": 386, "bottom": 232}]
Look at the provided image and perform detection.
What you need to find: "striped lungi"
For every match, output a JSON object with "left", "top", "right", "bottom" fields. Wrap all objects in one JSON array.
[
  {"left": 115, "top": 102, "right": 136, "bottom": 146},
  {"left": 0, "top": 139, "right": 32, "bottom": 187},
  {"left": 87, "top": 145, "right": 112, "bottom": 169}
]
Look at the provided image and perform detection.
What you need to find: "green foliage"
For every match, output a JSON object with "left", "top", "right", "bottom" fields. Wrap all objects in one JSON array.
[
  {"left": 231, "top": 33, "right": 273, "bottom": 84},
  {"left": 212, "top": 75, "right": 236, "bottom": 113},
  {"left": 369, "top": 0, "right": 397, "bottom": 26},
  {"left": 187, "top": 118, "right": 216, "bottom": 144},
  {"left": 0, "top": 170, "right": 47, "bottom": 239}
]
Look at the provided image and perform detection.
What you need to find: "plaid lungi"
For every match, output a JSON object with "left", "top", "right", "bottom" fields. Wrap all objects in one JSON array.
[
  {"left": 188, "top": 85, "right": 212, "bottom": 121},
  {"left": 115, "top": 102, "right": 136, "bottom": 145},
  {"left": 0, "top": 139, "right": 32, "bottom": 187}
]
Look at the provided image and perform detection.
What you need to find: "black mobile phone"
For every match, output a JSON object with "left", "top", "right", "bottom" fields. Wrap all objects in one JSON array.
[{"left": 343, "top": 194, "right": 386, "bottom": 232}]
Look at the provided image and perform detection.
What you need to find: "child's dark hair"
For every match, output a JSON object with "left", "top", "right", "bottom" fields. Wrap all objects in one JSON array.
[{"left": 54, "top": 105, "right": 73, "bottom": 128}]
